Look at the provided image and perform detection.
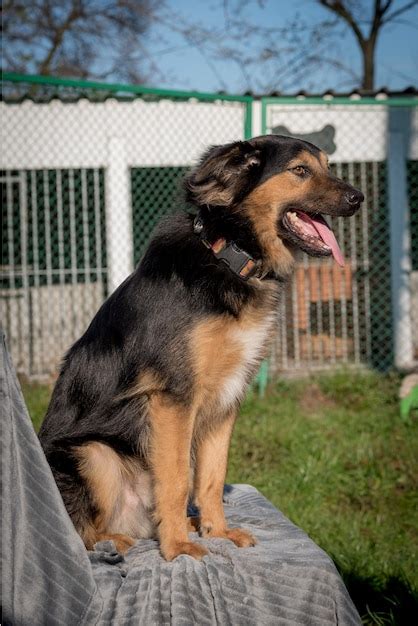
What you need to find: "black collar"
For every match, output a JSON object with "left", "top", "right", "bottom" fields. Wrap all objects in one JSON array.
[{"left": 193, "top": 216, "right": 263, "bottom": 281}]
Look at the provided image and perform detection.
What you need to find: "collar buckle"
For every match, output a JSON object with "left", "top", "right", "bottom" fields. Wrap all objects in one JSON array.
[
  {"left": 209, "top": 239, "right": 261, "bottom": 280},
  {"left": 193, "top": 216, "right": 262, "bottom": 281}
]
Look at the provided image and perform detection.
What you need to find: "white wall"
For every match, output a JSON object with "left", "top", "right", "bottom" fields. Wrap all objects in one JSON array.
[
  {"left": 265, "top": 103, "right": 418, "bottom": 162},
  {"left": 0, "top": 98, "right": 246, "bottom": 170},
  {"left": 2, "top": 98, "right": 417, "bottom": 171}
]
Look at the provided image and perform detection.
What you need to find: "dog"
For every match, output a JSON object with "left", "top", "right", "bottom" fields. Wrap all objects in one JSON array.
[{"left": 39, "top": 134, "right": 364, "bottom": 561}]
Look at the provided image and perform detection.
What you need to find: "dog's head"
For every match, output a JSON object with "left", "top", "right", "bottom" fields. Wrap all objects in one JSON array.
[{"left": 185, "top": 135, "right": 364, "bottom": 277}]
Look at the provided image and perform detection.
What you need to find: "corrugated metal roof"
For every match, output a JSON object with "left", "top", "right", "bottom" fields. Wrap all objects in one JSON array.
[
  {"left": 1, "top": 73, "right": 417, "bottom": 104},
  {"left": 249, "top": 86, "right": 418, "bottom": 98}
]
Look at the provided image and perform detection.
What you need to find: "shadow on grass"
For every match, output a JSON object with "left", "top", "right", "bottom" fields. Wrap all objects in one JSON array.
[{"left": 336, "top": 565, "right": 418, "bottom": 625}]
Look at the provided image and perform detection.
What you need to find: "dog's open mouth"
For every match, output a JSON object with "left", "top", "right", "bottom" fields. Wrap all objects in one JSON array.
[{"left": 281, "top": 210, "right": 345, "bottom": 267}]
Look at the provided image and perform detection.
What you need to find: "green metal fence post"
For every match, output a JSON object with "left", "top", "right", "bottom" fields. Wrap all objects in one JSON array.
[{"left": 244, "top": 98, "right": 253, "bottom": 140}]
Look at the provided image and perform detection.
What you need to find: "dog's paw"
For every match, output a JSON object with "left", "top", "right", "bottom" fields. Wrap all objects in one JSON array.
[
  {"left": 202, "top": 526, "right": 256, "bottom": 548},
  {"left": 162, "top": 540, "right": 208, "bottom": 561},
  {"left": 114, "top": 535, "right": 136, "bottom": 553},
  {"left": 95, "top": 533, "right": 136, "bottom": 554},
  {"left": 224, "top": 528, "right": 257, "bottom": 547}
]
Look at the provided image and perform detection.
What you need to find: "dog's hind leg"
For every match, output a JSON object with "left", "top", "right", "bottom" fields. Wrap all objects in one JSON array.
[
  {"left": 194, "top": 411, "right": 256, "bottom": 548},
  {"left": 75, "top": 442, "right": 153, "bottom": 553}
]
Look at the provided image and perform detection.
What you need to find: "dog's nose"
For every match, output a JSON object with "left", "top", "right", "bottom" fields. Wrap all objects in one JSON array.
[{"left": 345, "top": 190, "right": 364, "bottom": 206}]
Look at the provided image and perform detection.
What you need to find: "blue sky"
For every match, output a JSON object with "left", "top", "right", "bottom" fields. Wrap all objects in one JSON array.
[{"left": 145, "top": 0, "right": 418, "bottom": 93}]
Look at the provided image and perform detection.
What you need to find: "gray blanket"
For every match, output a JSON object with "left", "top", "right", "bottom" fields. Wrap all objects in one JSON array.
[{"left": 1, "top": 331, "right": 361, "bottom": 625}]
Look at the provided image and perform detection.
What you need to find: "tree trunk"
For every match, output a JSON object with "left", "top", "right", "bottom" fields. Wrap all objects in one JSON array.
[{"left": 361, "top": 38, "right": 376, "bottom": 91}]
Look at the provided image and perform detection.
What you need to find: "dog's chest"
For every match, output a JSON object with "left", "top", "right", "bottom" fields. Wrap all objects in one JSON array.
[
  {"left": 219, "top": 317, "right": 274, "bottom": 409},
  {"left": 193, "top": 311, "right": 275, "bottom": 413}
]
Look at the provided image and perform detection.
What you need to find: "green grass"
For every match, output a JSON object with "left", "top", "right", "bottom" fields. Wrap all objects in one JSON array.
[
  {"left": 22, "top": 370, "right": 418, "bottom": 625},
  {"left": 22, "top": 379, "right": 52, "bottom": 432}
]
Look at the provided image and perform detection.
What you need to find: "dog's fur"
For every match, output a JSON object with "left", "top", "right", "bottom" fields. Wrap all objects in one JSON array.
[{"left": 39, "top": 135, "right": 363, "bottom": 560}]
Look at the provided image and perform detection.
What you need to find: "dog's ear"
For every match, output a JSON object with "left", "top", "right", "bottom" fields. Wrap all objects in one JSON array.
[{"left": 184, "top": 141, "right": 262, "bottom": 207}]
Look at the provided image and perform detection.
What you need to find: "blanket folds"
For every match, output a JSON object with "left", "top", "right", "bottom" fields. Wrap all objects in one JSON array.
[{"left": 1, "top": 331, "right": 360, "bottom": 625}]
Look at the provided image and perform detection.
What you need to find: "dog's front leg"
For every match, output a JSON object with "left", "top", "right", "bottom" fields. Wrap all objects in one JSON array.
[
  {"left": 194, "top": 411, "right": 256, "bottom": 548},
  {"left": 149, "top": 394, "right": 208, "bottom": 561}
]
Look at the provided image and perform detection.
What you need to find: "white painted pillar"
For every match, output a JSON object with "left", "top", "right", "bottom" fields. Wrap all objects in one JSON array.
[
  {"left": 388, "top": 109, "right": 413, "bottom": 369},
  {"left": 252, "top": 100, "right": 262, "bottom": 137},
  {"left": 105, "top": 137, "right": 133, "bottom": 294}
]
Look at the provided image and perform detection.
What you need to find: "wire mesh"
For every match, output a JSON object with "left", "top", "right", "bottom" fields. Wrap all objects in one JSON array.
[
  {"left": 1, "top": 76, "right": 250, "bottom": 376},
  {"left": 131, "top": 166, "right": 188, "bottom": 264},
  {"left": 1, "top": 75, "right": 417, "bottom": 379},
  {"left": 263, "top": 99, "right": 417, "bottom": 376}
]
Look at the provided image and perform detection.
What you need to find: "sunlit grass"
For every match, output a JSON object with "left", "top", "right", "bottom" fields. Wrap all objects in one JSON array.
[{"left": 229, "top": 370, "right": 418, "bottom": 624}]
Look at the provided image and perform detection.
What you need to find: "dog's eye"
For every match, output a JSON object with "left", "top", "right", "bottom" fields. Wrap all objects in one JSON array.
[{"left": 290, "top": 165, "right": 309, "bottom": 177}]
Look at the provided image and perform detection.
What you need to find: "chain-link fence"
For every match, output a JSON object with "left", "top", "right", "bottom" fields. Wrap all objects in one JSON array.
[
  {"left": 261, "top": 96, "right": 418, "bottom": 376},
  {"left": 1, "top": 74, "right": 417, "bottom": 381}
]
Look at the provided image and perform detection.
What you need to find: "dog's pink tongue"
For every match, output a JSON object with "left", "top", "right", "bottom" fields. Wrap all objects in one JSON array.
[{"left": 298, "top": 212, "right": 345, "bottom": 267}]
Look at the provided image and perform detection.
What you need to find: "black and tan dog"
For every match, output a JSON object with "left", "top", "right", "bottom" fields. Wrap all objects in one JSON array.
[{"left": 39, "top": 135, "right": 363, "bottom": 560}]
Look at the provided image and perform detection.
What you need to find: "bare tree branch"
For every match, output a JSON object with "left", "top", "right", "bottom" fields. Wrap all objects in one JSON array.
[
  {"left": 38, "top": 2, "right": 83, "bottom": 75},
  {"left": 3, "top": 0, "right": 416, "bottom": 93},
  {"left": 316, "top": 0, "right": 417, "bottom": 89},
  {"left": 2, "top": 0, "right": 159, "bottom": 83},
  {"left": 382, "top": 0, "right": 418, "bottom": 23},
  {"left": 319, "top": 1, "right": 366, "bottom": 45}
]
